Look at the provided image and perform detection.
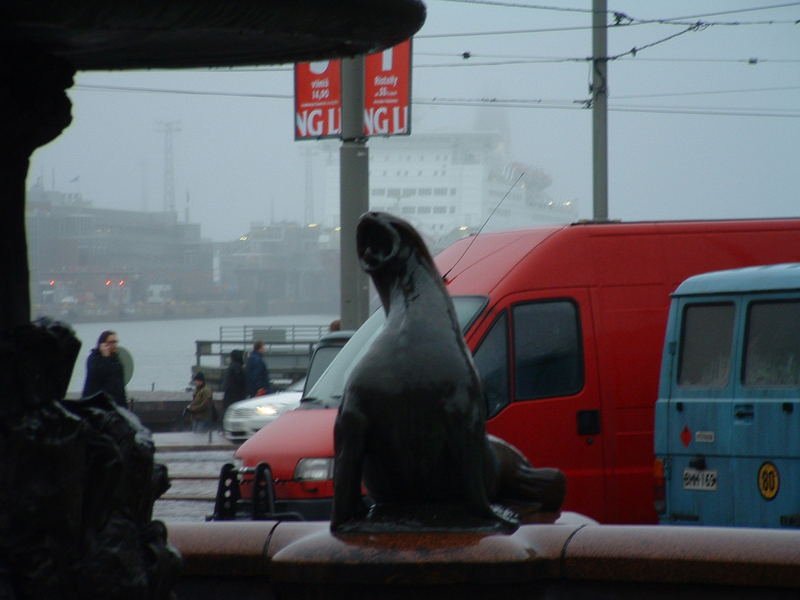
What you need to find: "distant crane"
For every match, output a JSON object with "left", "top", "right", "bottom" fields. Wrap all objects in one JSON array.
[{"left": 156, "top": 121, "right": 181, "bottom": 213}]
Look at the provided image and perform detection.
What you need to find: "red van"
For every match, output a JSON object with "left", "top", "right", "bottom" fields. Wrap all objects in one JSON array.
[{"left": 230, "top": 219, "right": 800, "bottom": 524}]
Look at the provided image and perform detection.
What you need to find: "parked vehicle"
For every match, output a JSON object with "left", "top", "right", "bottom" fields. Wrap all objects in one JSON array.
[
  {"left": 655, "top": 263, "right": 800, "bottom": 527},
  {"left": 223, "top": 378, "right": 304, "bottom": 443},
  {"left": 228, "top": 219, "right": 800, "bottom": 524},
  {"left": 222, "top": 331, "right": 352, "bottom": 443}
]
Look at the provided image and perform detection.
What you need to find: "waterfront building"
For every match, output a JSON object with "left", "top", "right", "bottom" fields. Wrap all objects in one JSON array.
[
  {"left": 217, "top": 221, "right": 339, "bottom": 316},
  {"left": 26, "top": 125, "right": 576, "bottom": 321},
  {"left": 27, "top": 181, "right": 215, "bottom": 321},
  {"left": 26, "top": 183, "right": 340, "bottom": 321},
  {"left": 312, "top": 129, "right": 578, "bottom": 252}
]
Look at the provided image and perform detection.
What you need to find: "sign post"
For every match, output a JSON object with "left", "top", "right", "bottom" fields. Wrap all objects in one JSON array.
[
  {"left": 294, "top": 40, "right": 412, "bottom": 329},
  {"left": 339, "top": 56, "right": 370, "bottom": 330}
]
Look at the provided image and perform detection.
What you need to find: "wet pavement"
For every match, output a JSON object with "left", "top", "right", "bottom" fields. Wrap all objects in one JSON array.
[
  {"left": 152, "top": 430, "right": 237, "bottom": 451},
  {"left": 153, "top": 431, "right": 238, "bottom": 522}
]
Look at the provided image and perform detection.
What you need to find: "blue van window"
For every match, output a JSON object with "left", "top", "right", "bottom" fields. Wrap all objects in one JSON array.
[
  {"left": 743, "top": 300, "right": 800, "bottom": 386},
  {"left": 473, "top": 312, "right": 509, "bottom": 418},
  {"left": 677, "top": 303, "right": 735, "bottom": 388},
  {"left": 512, "top": 300, "right": 583, "bottom": 400}
]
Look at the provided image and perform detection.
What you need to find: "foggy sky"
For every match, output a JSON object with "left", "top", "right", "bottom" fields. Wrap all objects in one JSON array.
[{"left": 29, "top": 1, "right": 800, "bottom": 242}]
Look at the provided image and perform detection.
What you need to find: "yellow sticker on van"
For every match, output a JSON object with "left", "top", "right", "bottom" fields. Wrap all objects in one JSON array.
[{"left": 758, "top": 462, "right": 780, "bottom": 500}]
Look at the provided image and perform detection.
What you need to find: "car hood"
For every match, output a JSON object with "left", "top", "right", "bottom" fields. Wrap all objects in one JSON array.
[
  {"left": 235, "top": 409, "right": 337, "bottom": 477},
  {"left": 228, "top": 391, "right": 302, "bottom": 411}
]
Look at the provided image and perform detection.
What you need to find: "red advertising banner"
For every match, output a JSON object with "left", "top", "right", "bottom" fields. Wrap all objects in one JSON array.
[
  {"left": 294, "top": 40, "right": 412, "bottom": 140},
  {"left": 364, "top": 39, "right": 411, "bottom": 136},
  {"left": 294, "top": 59, "right": 342, "bottom": 139}
]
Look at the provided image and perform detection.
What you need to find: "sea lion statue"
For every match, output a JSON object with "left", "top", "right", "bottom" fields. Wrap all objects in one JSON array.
[{"left": 331, "top": 212, "right": 565, "bottom": 534}]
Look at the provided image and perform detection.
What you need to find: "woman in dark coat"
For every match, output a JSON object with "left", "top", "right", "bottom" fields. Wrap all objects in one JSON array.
[
  {"left": 82, "top": 330, "right": 128, "bottom": 408},
  {"left": 222, "top": 349, "right": 247, "bottom": 411}
]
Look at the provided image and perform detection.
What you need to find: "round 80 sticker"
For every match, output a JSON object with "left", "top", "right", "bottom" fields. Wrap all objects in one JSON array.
[{"left": 757, "top": 462, "right": 780, "bottom": 500}]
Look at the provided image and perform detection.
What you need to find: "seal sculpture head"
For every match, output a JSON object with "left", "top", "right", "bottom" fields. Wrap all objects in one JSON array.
[{"left": 331, "top": 212, "right": 522, "bottom": 534}]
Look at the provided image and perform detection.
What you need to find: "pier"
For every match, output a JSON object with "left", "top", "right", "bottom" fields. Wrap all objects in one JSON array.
[{"left": 192, "top": 323, "right": 330, "bottom": 389}]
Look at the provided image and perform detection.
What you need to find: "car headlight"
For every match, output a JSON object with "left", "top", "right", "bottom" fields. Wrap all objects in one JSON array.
[
  {"left": 294, "top": 458, "right": 334, "bottom": 481},
  {"left": 255, "top": 404, "right": 278, "bottom": 416}
]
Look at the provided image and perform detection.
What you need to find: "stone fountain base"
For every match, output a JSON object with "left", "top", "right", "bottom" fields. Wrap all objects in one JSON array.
[{"left": 168, "top": 514, "right": 800, "bottom": 600}]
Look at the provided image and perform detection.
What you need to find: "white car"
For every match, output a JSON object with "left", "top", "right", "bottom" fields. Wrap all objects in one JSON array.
[
  {"left": 223, "top": 379, "right": 304, "bottom": 443},
  {"left": 222, "top": 330, "right": 353, "bottom": 443}
]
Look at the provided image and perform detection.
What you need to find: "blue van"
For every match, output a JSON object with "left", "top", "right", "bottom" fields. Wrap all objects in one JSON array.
[{"left": 654, "top": 263, "right": 800, "bottom": 527}]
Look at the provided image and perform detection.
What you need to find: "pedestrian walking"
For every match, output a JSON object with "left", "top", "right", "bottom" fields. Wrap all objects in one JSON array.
[
  {"left": 222, "top": 349, "right": 246, "bottom": 412},
  {"left": 187, "top": 371, "right": 213, "bottom": 433},
  {"left": 82, "top": 330, "right": 128, "bottom": 408},
  {"left": 246, "top": 340, "right": 272, "bottom": 397}
]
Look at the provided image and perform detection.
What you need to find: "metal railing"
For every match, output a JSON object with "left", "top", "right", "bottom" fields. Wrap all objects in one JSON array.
[{"left": 193, "top": 324, "right": 329, "bottom": 388}]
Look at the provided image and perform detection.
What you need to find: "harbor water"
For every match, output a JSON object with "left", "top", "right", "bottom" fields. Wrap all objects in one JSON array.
[{"left": 65, "top": 313, "right": 336, "bottom": 394}]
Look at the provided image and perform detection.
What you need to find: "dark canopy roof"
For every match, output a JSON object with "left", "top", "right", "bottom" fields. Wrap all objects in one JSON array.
[{"left": 2, "top": 0, "right": 426, "bottom": 69}]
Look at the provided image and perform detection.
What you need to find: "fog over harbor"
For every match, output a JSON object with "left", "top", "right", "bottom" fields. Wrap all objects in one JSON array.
[
  {"left": 27, "top": 1, "right": 800, "bottom": 390},
  {"left": 28, "top": 1, "right": 799, "bottom": 242}
]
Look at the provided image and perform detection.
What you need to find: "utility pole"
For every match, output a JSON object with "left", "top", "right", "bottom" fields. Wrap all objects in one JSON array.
[
  {"left": 592, "top": 0, "right": 609, "bottom": 221},
  {"left": 304, "top": 146, "right": 314, "bottom": 225},
  {"left": 156, "top": 121, "right": 180, "bottom": 213},
  {"left": 339, "top": 56, "right": 370, "bottom": 330}
]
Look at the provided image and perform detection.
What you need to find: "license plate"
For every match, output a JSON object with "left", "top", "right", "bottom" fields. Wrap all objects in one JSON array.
[{"left": 683, "top": 468, "right": 718, "bottom": 491}]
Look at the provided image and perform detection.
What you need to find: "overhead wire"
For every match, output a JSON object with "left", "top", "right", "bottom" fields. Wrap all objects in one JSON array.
[
  {"left": 434, "top": 0, "right": 800, "bottom": 21},
  {"left": 435, "top": 0, "right": 592, "bottom": 12},
  {"left": 612, "top": 57, "right": 800, "bottom": 63},
  {"left": 417, "top": 16, "right": 797, "bottom": 39},
  {"left": 70, "top": 84, "right": 800, "bottom": 118},
  {"left": 197, "top": 54, "right": 800, "bottom": 70},
  {"left": 416, "top": 23, "right": 608, "bottom": 38},
  {"left": 417, "top": 0, "right": 800, "bottom": 39},
  {"left": 644, "top": 1, "right": 800, "bottom": 21},
  {"left": 607, "top": 23, "right": 707, "bottom": 61},
  {"left": 73, "top": 84, "right": 292, "bottom": 99},
  {"left": 413, "top": 55, "right": 800, "bottom": 67},
  {"left": 415, "top": 51, "right": 800, "bottom": 62},
  {"left": 613, "top": 85, "right": 800, "bottom": 100},
  {"left": 415, "top": 97, "right": 800, "bottom": 117},
  {"left": 71, "top": 2, "right": 799, "bottom": 118}
]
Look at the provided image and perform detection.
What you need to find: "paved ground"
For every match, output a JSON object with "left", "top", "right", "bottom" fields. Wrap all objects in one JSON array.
[
  {"left": 153, "top": 431, "right": 239, "bottom": 522},
  {"left": 153, "top": 430, "right": 237, "bottom": 451}
]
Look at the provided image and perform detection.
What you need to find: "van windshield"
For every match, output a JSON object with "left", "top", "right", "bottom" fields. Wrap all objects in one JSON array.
[
  {"left": 303, "top": 345, "right": 345, "bottom": 394},
  {"left": 300, "top": 295, "right": 488, "bottom": 409}
]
